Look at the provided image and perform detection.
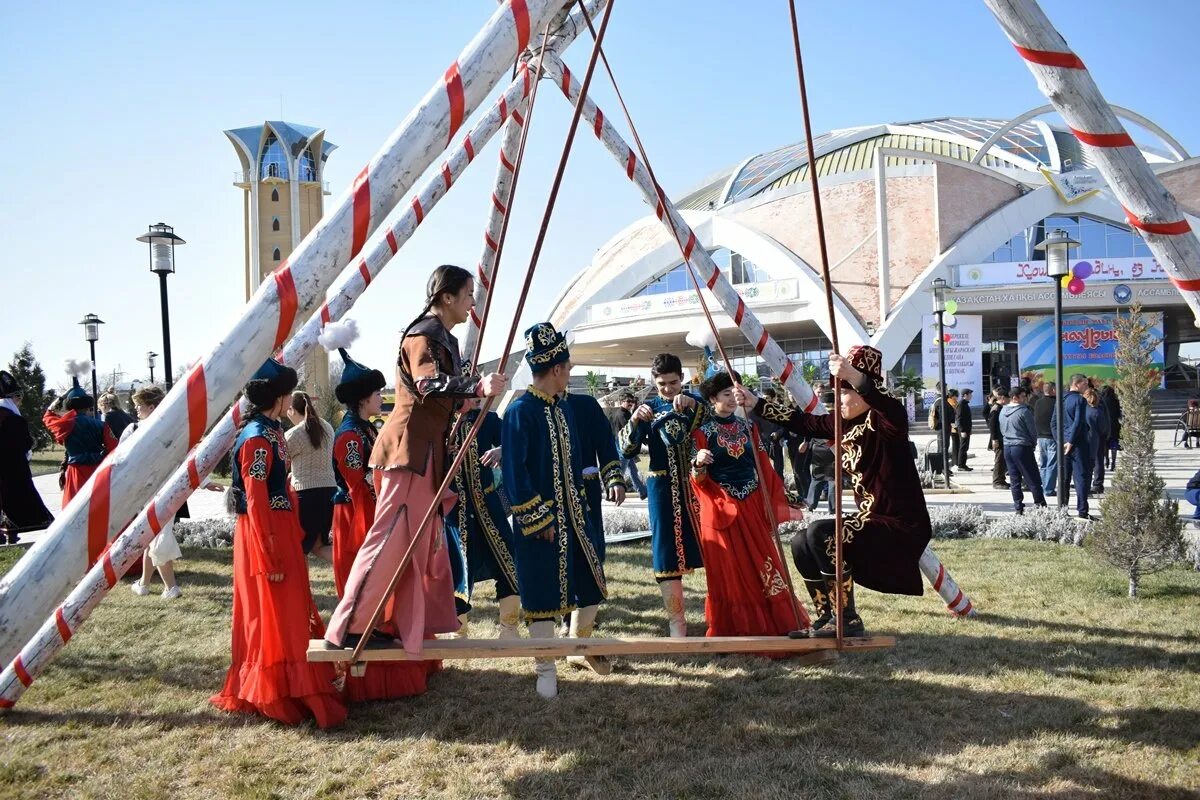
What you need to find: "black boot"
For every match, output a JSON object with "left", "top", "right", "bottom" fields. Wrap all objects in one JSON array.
[
  {"left": 813, "top": 571, "right": 866, "bottom": 638},
  {"left": 790, "top": 577, "right": 830, "bottom": 639}
]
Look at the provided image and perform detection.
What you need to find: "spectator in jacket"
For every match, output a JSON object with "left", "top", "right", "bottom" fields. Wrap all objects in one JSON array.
[
  {"left": 988, "top": 388, "right": 1010, "bottom": 489},
  {"left": 1033, "top": 381, "right": 1058, "bottom": 496},
  {"left": 999, "top": 386, "right": 1046, "bottom": 514},
  {"left": 806, "top": 438, "right": 835, "bottom": 513},
  {"left": 1083, "top": 387, "right": 1111, "bottom": 494},
  {"left": 608, "top": 392, "right": 647, "bottom": 500},
  {"left": 1051, "top": 373, "right": 1092, "bottom": 518},
  {"left": 932, "top": 389, "right": 956, "bottom": 476},
  {"left": 1185, "top": 466, "right": 1200, "bottom": 528},
  {"left": 1100, "top": 385, "right": 1121, "bottom": 470},
  {"left": 954, "top": 388, "right": 974, "bottom": 470}
]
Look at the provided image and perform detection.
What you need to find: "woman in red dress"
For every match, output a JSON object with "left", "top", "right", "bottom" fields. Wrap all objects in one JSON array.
[
  {"left": 210, "top": 358, "right": 346, "bottom": 728},
  {"left": 323, "top": 322, "right": 438, "bottom": 702},
  {"left": 690, "top": 370, "right": 808, "bottom": 640},
  {"left": 42, "top": 362, "right": 109, "bottom": 511}
]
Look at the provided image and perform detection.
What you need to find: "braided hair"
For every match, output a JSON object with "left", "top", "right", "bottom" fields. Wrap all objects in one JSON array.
[
  {"left": 397, "top": 264, "right": 473, "bottom": 397},
  {"left": 290, "top": 390, "right": 326, "bottom": 448}
]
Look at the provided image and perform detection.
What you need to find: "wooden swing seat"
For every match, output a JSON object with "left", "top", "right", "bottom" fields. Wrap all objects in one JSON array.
[{"left": 307, "top": 634, "right": 895, "bottom": 664}]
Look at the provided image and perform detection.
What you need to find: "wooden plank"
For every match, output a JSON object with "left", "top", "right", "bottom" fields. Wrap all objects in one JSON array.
[{"left": 307, "top": 635, "right": 895, "bottom": 663}]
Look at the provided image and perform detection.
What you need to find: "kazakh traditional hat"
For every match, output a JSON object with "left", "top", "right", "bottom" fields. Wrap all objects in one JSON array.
[
  {"left": 63, "top": 359, "right": 94, "bottom": 410},
  {"left": 244, "top": 357, "right": 298, "bottom": 408},
  {"left": 524, "top": 322, "right": 570, "bottom": 370},
  {"left": 319, "top": 320, "right": 386, "bottom": 405},
  {"left": 0, "top": 370, "right": 20, "bottom": 398},
  {"left": 843, "top": 345, "right": 887, "bottom": 393}
]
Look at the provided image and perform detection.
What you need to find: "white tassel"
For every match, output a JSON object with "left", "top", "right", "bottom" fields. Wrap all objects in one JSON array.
[
  {"left": 685, "top": 326, "right": 717, "bottom": 351},
  {"left": 318, "top": 319, "right": 360, "bottom": 352},
  {"left": 63, "top": 359, "right": 91, "bottom": 378}
]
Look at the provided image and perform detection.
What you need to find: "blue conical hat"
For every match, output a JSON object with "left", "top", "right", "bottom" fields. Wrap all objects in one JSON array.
[{"left": 318, "top": 319, "right": 385, "bottom": 404}]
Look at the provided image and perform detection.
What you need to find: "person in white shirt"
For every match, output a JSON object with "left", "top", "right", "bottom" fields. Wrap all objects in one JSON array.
[{"left": 284, "top": 390, "right": 336, "bottom": 563}]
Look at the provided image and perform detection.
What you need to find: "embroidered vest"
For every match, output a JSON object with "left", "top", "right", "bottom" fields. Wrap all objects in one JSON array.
[
  {"left": 230, "top": 415, "right": 292, "bottom": 514},
  {"left": 65, "top": 414, "right": 106, "bottom": 466},
  {"left": 332, "top": 413, "right": 377, "bottom": 504}
]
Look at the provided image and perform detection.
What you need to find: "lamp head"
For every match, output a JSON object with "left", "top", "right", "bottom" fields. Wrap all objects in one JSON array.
[
  {"left": 137, "top": 223, "right": 185, "bottom": 275},
  {"left": 1034, "top": 228, "right": 1080, "bottom": 278},
  {"left": 79, "top": 313, "right": 104, "bottom": 343}
]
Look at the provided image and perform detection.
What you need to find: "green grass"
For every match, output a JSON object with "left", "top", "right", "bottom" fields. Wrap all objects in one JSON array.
[
  {"left": 0, "top": 540, "right": 1197, "bottom": 799},
  {"left": 28, "top": 444, "right": 63, "bottom": 477}
]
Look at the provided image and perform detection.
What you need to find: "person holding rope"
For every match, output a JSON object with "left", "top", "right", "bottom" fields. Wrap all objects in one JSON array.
[
  {"left": 618, "top": 352, "right": 705, "bottom": 637},
  {"left": 324, "top": 265, "right": 508, "bottom": 655},
  {"left": 502, "top": 323, "right": 608, "bottom": 699},
  {"left": 736, "top": 346, "right": 931, "bottom": 638},
  {"left": 211, "top": 358, "right": 346, "bottom": 729},
  {"left": 443, "top": 395, "right": 521, "bottom": 640},
  {"left": 691, "top": 366, "right": 808, "bottom": 642}
]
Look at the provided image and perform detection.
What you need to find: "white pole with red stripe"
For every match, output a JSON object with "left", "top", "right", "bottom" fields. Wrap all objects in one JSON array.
[
  {"left": 985, "top": 0, "right": 1200, "bottom": 319},
  {"left": 919, "top": 546, "right": 976, "bottom": 617},
  {"left": 541, "top": 54, "right": 825, "bottom": 414},
  {"left": 0, "top": 0, "right": 569, "bottom": 667},
  {"left": 462, "top": 107, "right": 529, "bottom": 364}
]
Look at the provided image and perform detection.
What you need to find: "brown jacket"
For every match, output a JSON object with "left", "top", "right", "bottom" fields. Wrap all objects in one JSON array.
[{"left": 369, "top": 316, "right": 481, "bottom": 477}]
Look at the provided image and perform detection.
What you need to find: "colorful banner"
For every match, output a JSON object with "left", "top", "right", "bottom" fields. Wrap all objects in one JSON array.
[
  {"left": 588, "top": 279, "right": 799, "bottom": 323},
  {"left": 957, "top": 256, "right": 1168, "bottom": 288},
  {"left": 1017, "top": 311, "right": 1164, "bottom": 386},
  {"left": 921, "top": 313, "right": 983, "bottom": 399}
]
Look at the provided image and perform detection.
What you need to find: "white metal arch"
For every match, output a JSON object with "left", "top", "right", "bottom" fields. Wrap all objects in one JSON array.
[{"left": 970, "top": 103, "right": 1190, "bottom": 166}]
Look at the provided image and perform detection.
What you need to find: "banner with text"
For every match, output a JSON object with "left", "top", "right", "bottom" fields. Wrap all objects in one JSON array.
[
  {"left": 1017, "top": 311, "right": 1164, "bottom": 387},
  {"left": 922, "top": 313, "right": 983, "bottom": 400},
  {"left": 958, "top": 256, "right": 1168, "bottom": 288}
]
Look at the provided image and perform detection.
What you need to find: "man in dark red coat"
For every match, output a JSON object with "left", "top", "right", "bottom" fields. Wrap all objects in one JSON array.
[
  {"left": 735, "top": 345, "right": 931, "bottom": 638},
  {"left": 0, "top": 371, "right": 53, "bottom": 543}
]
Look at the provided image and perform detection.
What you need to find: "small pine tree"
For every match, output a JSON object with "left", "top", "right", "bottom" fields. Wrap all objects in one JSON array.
[
  {"left": 1088, "top": 305, "right": 1183, "bottom": 597},
  {"left": 7, "top": 343, "right": 52, "bottom": 451}
]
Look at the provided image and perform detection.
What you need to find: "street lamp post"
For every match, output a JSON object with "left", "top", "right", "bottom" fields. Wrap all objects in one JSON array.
[
  {"left": 147, "top": 351, "right": 158, "bottom": 385},
  {"left": 137, "top": 223, "right": 186, "bottom": 390},
  {"left": 78, "top": 314, "right": 105, "bottom": 417},
  {"left": 1035, "top": 228, "right": 1080, "bottom": 509},
  {"left": 932, "top": 277, "right": 952, "bottom": 489}
]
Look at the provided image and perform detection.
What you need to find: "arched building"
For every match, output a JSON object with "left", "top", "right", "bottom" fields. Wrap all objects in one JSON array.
[{"left": 540, "top": 111, "right": 1200, "bottom": 393}]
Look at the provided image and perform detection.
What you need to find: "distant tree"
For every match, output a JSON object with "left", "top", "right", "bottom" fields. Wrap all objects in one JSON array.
[
  {"left": 1089, "top": 306, "right": 1183, "bottom": 597},
  {"left": 584, "top": 371, "right": 603, "bottom": 398},
  {"left": 740, "top": 373, "right": 761, "bottom": 391},
  {"left": 7, "top": 343, "right": 52, "bottom": 451}
]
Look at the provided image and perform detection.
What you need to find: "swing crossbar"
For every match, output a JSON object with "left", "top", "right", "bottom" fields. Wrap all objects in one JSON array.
[{"left": 308, "top": 635, "right": 895, "bottom": 662}]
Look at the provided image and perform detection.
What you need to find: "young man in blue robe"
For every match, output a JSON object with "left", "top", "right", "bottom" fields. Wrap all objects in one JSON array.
[
  {"left": 444, "top": 397, "right": 521, "bottom": 639},
  {"left": 618, "top": 353, "right": 704, "bottom": 636},
  {"left": 502, "top": 323, "right": 608, "bottom": 699}
]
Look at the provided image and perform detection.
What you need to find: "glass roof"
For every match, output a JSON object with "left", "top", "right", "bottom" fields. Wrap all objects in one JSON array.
[
  {"left": 725, "top": 134, "right": 837, "bottom": 203},
  {"left": 906, "top": 118, "right": 1050, "bottom": 166}
]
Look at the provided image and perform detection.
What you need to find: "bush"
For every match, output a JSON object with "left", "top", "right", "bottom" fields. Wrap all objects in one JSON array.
[
  {"left": 177, "top": 518, "right": 234, "bottom": 549},
  {"left": 984, "top": 506, "right": 1088, "bottom": 546},
  {"left": 1184, "top": 528, "right": 1200, "bottom": 572},
  {"left": 602, "top": 508, "right": 650, "bottom": 537},
  {"left": 928, "top": 504, "right": 988, "bottom": 539}
]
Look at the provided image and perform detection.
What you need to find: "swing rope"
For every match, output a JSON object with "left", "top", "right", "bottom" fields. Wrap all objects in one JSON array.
[
  {"left": 347, "top": 0, "right": 617, "bottom": 668},
  {"left": 786, "top": 0, "right": 847, "bottom": 647},
  {"left": 575, "top": 1, "right": 806, "bottom": 632}
]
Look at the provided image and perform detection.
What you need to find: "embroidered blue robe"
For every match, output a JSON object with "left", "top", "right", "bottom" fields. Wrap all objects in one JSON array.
[
  {"left": 501, "top": 386, "right": 606, "bottom": 620},
  {"left": 444, "top": 408, "right": 518, "bottom": 615},
  {"left": 618, "top": 393, "right": 705, "bottom": 577},
  {"left": 562, "top": 393, "right": 624, "bottom": 562}
]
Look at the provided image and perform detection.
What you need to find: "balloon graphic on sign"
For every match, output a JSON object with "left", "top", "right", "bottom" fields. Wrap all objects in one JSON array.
[
  {"left": 1067, "top": 277, "right": 1086, "bottom": 295},
  {"left": 944, "top": 299, "right": 958, "bottom": 315},
  {"left": 1073, "top": 261, "right": 1093, "bottom": 280},
  {"left": 943, "top": 313, "right": 957, "bottom": 327},
  {"left": 942, "top": 333, "right": 952, "bottom": 344}
]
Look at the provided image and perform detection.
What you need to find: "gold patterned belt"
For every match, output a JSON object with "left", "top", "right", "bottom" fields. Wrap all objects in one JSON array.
[{"left": 646, "top": 470, "right": 668, "bottom": 479}]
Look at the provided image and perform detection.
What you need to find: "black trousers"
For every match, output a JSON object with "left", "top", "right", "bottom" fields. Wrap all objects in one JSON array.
[
  {"left": 955, "top": 432, "right": 971, "bottom": 467},
  {"left": 790, "top": 519, "right": 841, "bottom": 579}
]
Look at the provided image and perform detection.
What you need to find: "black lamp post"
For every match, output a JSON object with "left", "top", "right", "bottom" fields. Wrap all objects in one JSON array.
[
  {"left": 137, "top": 223, "right": 186, "bottom": 390},
  {"left": 147, "top": 351, "right": 158, "bottom": 385},
  {"left": 79, "top": 313, "right": 104, "bottom": 417},
  {"left": 932, "top": 277, "right": 952, "bottom": 489},
  {"left": 1035, "top": 228, "right": 1080, "bottom": 509}
]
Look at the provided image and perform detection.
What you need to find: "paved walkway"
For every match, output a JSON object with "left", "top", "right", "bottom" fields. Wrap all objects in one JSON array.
[{"left": 12, "top": 428, "right": 1198, "bottom": 549}]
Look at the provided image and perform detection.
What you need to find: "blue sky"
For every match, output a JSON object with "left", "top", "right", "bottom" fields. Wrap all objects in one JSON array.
[{"left": 3, "top": 1, "right": 1198, "bottom": 392}]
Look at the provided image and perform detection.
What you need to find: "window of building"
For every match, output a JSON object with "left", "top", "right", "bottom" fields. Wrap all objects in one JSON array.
[
  {"left": 299, "top": 147, "right": 317, "bottom": 182},
  {"left": 271, "top": 188, "right": 279, "bottom": 202},
  {"left": 633, "top": 248, "right": 771, "bottom": 297},
  {"left": 983, "top": 214, "right": 1152, "bottom": 263},
  {"left": 259, "top": 133, "right": 289, "bottom": 180},
  {"left": 272, "top": 247, "right": 281, "bottom": 262},
  {"left": 271, "top": 217, "right": 281, "bottom": 232}
]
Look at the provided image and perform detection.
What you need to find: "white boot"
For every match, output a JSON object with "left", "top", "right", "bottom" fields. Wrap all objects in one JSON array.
[
  {"left": 529, "top": 620, "right": 558, "bottom": 699},
  {"left": 453, "top": 613, "right": 470, "bottom": 639},
  {"left": 566, "top": 604, "right": 612, "bottom": 675},
  {"left": 659, "top": 580, "right": 687, "bottom": 637},
  {"left": 497, "top": 595, "right": 521, "bottom": 640}
]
